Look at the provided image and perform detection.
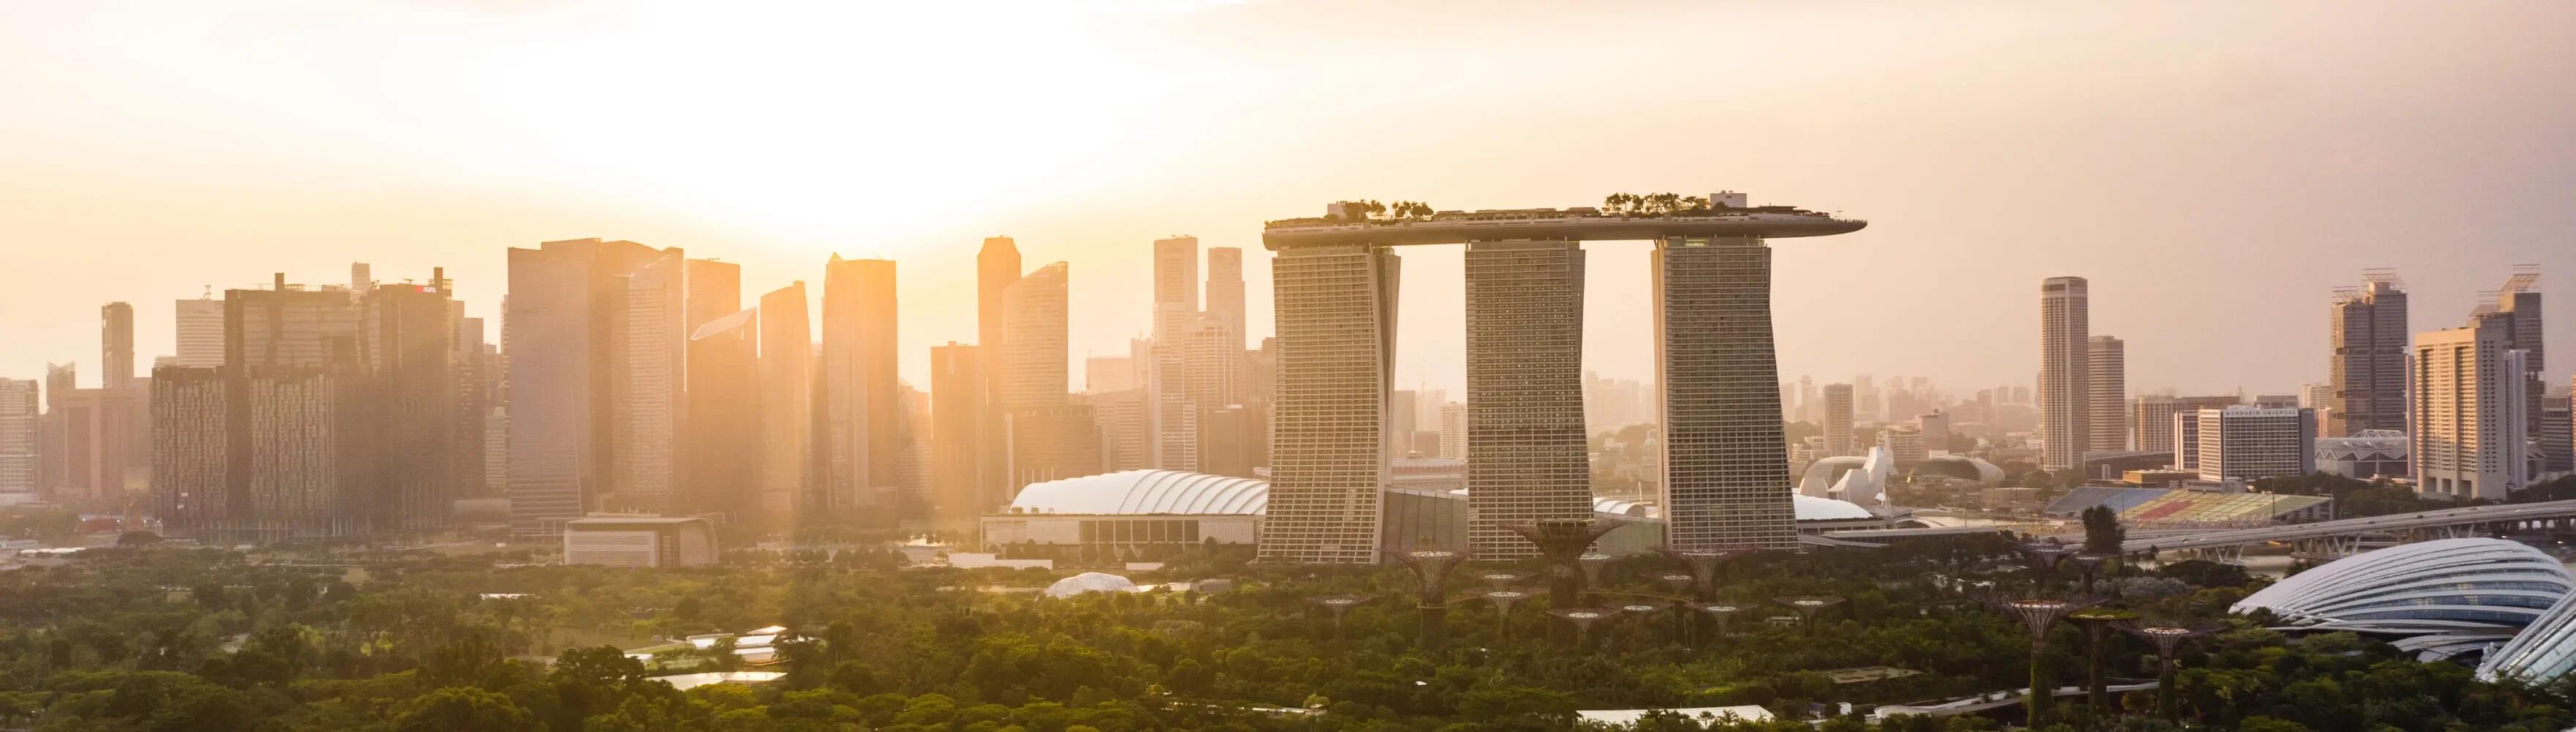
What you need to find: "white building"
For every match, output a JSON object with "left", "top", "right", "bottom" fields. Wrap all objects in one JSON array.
[
  {"left": 2411, "top": 320, "right": 2533, "bottom": 501},
  {"left": 2195, "top": 406, "right": 2318, "bottom": 482},
  {"left": 563, "top": 515, "right": 718, "bottom": 567}
]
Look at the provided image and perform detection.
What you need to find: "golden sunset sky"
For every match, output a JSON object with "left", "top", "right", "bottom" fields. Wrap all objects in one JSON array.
[{"left": 4, "top": 1, "right": 2571, "bottom": 398}]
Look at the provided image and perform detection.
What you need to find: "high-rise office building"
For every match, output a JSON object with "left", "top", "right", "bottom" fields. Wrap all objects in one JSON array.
[
  {"left": 683, "top": 307, "right": 759, "bottom": 520},
  {"left": 1464, "top": 240, "right": 1590, "bottom": 558},
  {"left": 684, "top": 258, "right": 741, "bottom": 333},
  {"left": 1917, "top": 410, "right": 1950, "bottom": 452},
  {"left": 1000, "top": 264, "right": 1071, "bottom": 412},
  {"left": 1206, "top": 247, "right": 1246, "bottom": 354},
  {"left": 611, "top": 254, "right": 686, "bottom": 514},
  {"left": 1183, "top": 315, "right": 1243, "bottom": 411},
  {"left": 2088, "top": 335, "right": 2126, "bottom": 451},
  {"left": 2135, "top": 395, "right": 2243, "bottom": 462},
  {"left": 2194, "top": 406, "right": 2317, "bottom": 482},
  {"left": 756, "top": 283, "right": 811, "bottom": 518},
  {"left": 822, "top": 255, "right": 902, "bottom": 510},
  {"left": 1153, "top": 236, "right": 1202, "bottom": 345},
  {"left": 1084, "top": 356, "right": 1136, "bottom": 394},
  {"left": 1821, "top": 383, "right": 1854, "bottom": 457},
  {"left": 503, "top": 238, "right": 675, "bottom": 537},
  {"left": 2539, "top": 394, "right": 2572, "bottom": 474},
  {"left": 976, "top": 236, "right": 1022, "bottom": 511},
  {"left": 360, "top": 278, "right": 460, "bottom": 532},
  {"left": 102, "top": 302, "right": 135, "bottom": 391},
  {"left": 0, "top": 379, "right": 34, "bottom": 498},
  {"left": 2411, "top": 318, "right": 2532, "bottom": 501},
  {"left": 175, "top": 296, "right": 226, "bottom": 368},
  {"left": 2473, "top": 269, "right": 2547, "bottom": 448},
  {"left": 1149, "top": 236, "right": 1203, "bottom": 473},
  {"left": 1258, "top": 244, "right": 1399, "bottom": 564},
  {"left": 2328, "top": 274, "right": 2408, "bottom": 436},
  {"left": 1437, "top": 401, "right": 1467, "bottom": 461},
  {"left": 350, "top": 262, "right": 372, "bottom": 291},
  {"left": 929, "top": 343, "right": 984, "bottom": 519},
  {"left": 2038, "top": 277, "right": 2091, "bottom": 471},
  {"left": 1092, "top": 388, "right": 1153, "bottom": 471}
]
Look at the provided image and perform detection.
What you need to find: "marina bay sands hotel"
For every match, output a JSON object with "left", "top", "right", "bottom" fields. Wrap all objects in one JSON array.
[{"left": 1257, "top": 194, "right": 1868, "bottom": 564}]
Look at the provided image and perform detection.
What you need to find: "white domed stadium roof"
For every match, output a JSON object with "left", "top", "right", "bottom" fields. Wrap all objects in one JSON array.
[
  {"left": 1007, "top": 470, "right": 1267, "bottom": 515},
  {"left": 2232, "top": 538, "right": 2572, "bottom": 660},
  {"left": 1044, "top": 572, "right": 1138, "bottom": 597}
]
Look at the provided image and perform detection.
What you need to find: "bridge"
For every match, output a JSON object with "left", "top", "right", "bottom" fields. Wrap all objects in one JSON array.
[
  {"left": 1872, "top": 681, "right": 2158, "bottom": 720},
  {"left": 1797, "top": 500, "right": 2576, "bottom": 563}
]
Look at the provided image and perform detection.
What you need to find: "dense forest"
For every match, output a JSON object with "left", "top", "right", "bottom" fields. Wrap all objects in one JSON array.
[{"left": 0, "top": 533, "right": 2567, "bottom": 731}]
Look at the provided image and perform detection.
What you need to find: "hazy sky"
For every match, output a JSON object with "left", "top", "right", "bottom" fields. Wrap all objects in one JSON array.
[{"left": 5, "top": 1, "right": 2572, "bottom": 401}]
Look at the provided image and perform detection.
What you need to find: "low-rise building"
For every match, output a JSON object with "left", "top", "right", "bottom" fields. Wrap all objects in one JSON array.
[{"left": 563, "top": 516, "right": 719, "bottom": 567}]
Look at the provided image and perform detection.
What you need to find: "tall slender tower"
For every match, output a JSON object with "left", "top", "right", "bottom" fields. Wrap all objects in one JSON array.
[
  {"left": 1205, "top": 247, "right": 1247, "bottom": 353},
  {"left": 2327, "top": 273, "right": 2408, "bottom": 436},
  {"left": 1655, "top": 236, "right": 1795, "bottom": 551},
  {"left": 613, "top": 254, "right": 687, "bottom": 514},
  {"left": 1151, "top": 236, "right": 1202, "bottom": 470},
  {"left": 102, "top": 302, "right": 135, "bottom": 391},
  {"left": 2039, "top": 277, "right": 2091, "bottom": 472},
  {"left": 976, "top": 237, "right": 1022, "bottom": 501},
  {"left": 822, "top": 255, "right": 901, "bottom": 510},
  {"left": 928, "top": 343, "right": 984, "bottom": 520},
  {"left": 683, "top": 307, "right": 759, "bottom": 520},
  {"left": 2088, "top": 335, "right": 2127, "bottom": 451},
  {"left": 1464, "top": 241, "right": 1591, "bottom": 558},
  {"left": 756, "top": 283, "right": 811, "bottom": 518},
  {"left": 1258, "top": 244, "right": 1399, "bottom": 564}
]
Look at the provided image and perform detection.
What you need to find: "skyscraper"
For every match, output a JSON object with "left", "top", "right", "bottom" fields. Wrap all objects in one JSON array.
[
  {"left": 684, "top": 307, "right": 760, "bottom": 521},
  {"left": 757, "top": 283, "right": 812, "bottom": 518},
  {"left": 2328, "top": 274, "right": 2408, "bottom": 436},
  {"left": 1821, "top": 383, "right": 1854, "bottom": 457},
  {"left": 102, "top": 302, "right": 135, "bottom": 391},
  {"left": 1150, "top": 236, "right": 1202, "bottom": 472},
  {"left": 2088, "top": 335, "right": 2127, "bottom": 451},
  {"left": 929, "top": 343, "right": 984, "bottom": 520},
  {"left": 2135, "top": 395, "right": 2243, "bottom": 460},
  {"left": 37, "top": 364, "right": 73, "bottom": 493},
  {"left": 1205, "top": 246, "right": 1246, "bottom": 356},
  {"left": 2411, "top": 318, "right": 2532, "bottom": 501},
  {"left": 175, "top": 296, "right": 226, "bottom": 367},
  {"left": 1655, "top": 237, "right": 1796, "bottom": 551},
  {"left": 612, "top": 254, "right": 686, "bottom": 514},
  {"left": 1001, "top": 263, "right": 1086, "bottom": 502},
  {"left": 359, "top": 277, "right": 460, "bottom": 533},
  {"left": 2039, "top": 277, "right": 2091, "bottom": 471},
  {"left": 1463, "top": 240, "right": 1591, "bottom": 558},
  {"left": 684, "top": 258, "right": 741, "bottom": 333},
  {"left": 822, "top": 255, "right": 902, "bottom": 511},
  {"left": 1258, "top": 244, "right": 1399, "bottom": 564},
  {"left": 504, "top": 238, "right": 675, "bottom": 537},
  {"left": 0, "top": 379, "right": 34, "bottom": 499},
  {"left": 976, "top": 236, "right": 1022, "bottom": 508}
]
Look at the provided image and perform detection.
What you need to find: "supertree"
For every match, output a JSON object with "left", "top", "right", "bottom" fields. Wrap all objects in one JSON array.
[
  {"left": 1982, "top": 591, "right": 2102, "bottom": 727},
  {"left": 1772, "top": 596, "right": 1846, "bottom": 636},
  {"left": 2010, "top": 539, "right": 2081, "bottom": 589},
  {"left": 1480, "top": 589, "right": 1532, "bottom": 642},
  {"left": 1549, "top": 607, "right": 1622, "bottom": 649},
  {"left": 1477, "top": 571, "right": 1527, "bottom": 590},
  {"left": 1579, "top": 553, "right": 1614, "bottom": 588},
  {"left": 1310, "top": 594, "right": 1365, "bottom": 640},
  {"left": 1657, "top": 547, "right": 1752, "bottom": 600},
  {"left": 1654, "top": 572, "right": 1696, "bottom": 596},
  {"left": 1504, "top": 518, "right": 1625, "bottom": 608},
  {"left": 2067, "top": 608, "right": 2139, "bottom": 725},
  {"left": 1690, "top": 602, "right": 1745, "bottom": 639},
  {"left": 1615, "top": 602, "right": 1677, "bottom": 646},
  {"left": 2067, "top": 553, "right": 2114, "bottom": 595},
  {"left": 1385, "top": 548, "right": 1472, "bottom": 649},
  {"left": 2116, "top": 620, "right": 2220, "bottom": 722}
]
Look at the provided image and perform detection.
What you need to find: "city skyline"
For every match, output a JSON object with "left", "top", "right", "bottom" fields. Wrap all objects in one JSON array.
[{"left": 7, "top": 3, "right": 2576, "bottom": 398}]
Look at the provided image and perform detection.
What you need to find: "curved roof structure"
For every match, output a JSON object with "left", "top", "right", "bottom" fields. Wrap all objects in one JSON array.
[
  {"left": 2479, "top": 591, "right": 2576, "bottom": 684},
  {"left": 1593, "top": 497, "right": 1658, "bottom": 518},
  {"left": 1006, "top": 470, "right": 1267, "bottom": 515},
  {"left": 1800, "top": 456, "right": 1868, "bottom": 498},
  {"left": 1793, "top": 495, "right": 1876, "bottom": 521},
  {"left": 1909, "top": 455, "right": 2004, "bottom": 485},
  {"left": 2232, "top": 538, "right": 2572, "bottom": 660}
]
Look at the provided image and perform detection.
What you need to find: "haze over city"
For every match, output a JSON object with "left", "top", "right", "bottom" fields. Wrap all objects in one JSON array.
[{"left": 6, "top": 1, "right": 2572, "bottom": 397}]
